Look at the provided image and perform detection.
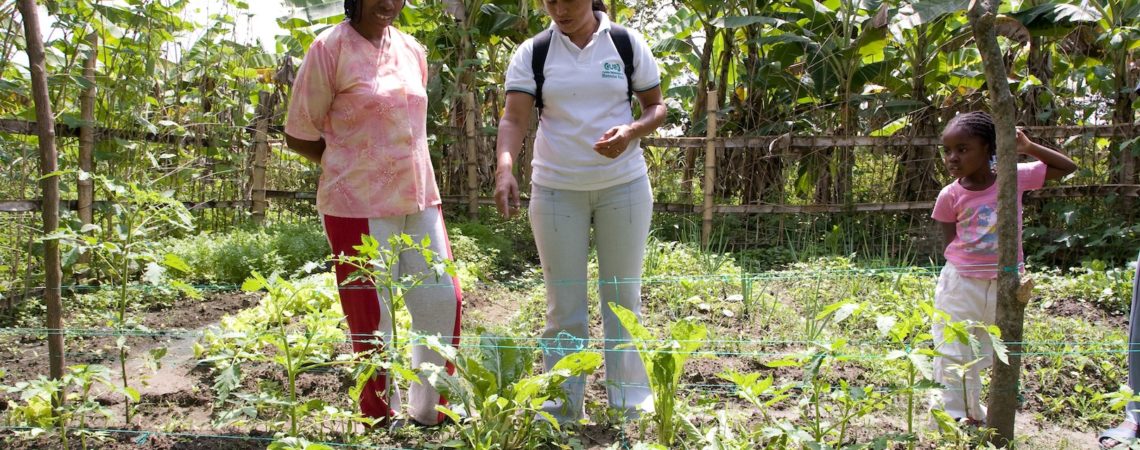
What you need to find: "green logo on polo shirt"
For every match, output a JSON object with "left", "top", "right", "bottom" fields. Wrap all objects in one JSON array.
[{"left": 602, "top": 61, "right": 623, "bottom": 79}]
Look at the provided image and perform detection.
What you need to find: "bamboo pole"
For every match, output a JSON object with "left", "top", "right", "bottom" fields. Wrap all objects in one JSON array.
[
  {"left": 78, "top": 32, "right": 97, "bottom": 268},
  {"left": 701, "top": 90, "right": 717, "bottom": 249},
  {"left": 250, "top": 91, "right": 276, "bottom": 225},
  {"left": 464, "top": 92, "right": 478, "bottom": 219},
  {"left": 18, "top": 0, "right": 64, "bottom": 382},
  {"left": 969, "top": 0, "right": 1024, "bottom": 444}
]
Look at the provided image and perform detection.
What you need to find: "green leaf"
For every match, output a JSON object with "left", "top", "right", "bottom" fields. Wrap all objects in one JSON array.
[
  {"left": 895, "top": 0, "right": 970, "bottom": 30},
  {"left": 712, "top": 15, "right": 786, "bottom": 28},
  {"left": 550, "top": 351, "right": 603, "bottom": 375},
  {"left": 163, "top": 253, "right": 192, "bottom": 273},
  {"left": 608, "top": 303, "right": 654, "bottom": 341},
  {"left": 435, "top": 405, "right": 463, "bottom": 424},
  {"left": 123, "top": 387, "right": 141, "bottom": 402}
]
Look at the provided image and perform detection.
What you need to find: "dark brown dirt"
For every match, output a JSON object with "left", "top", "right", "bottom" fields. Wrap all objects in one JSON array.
[
  {"left": 1040, "top": 296, "right": 1128, "bottom": 329},
  {"left": 0, "top": 291, "right": 256, "bottom": 383},
  {"left": 0, "top": 429, "right": 272, "bottom": 450}
]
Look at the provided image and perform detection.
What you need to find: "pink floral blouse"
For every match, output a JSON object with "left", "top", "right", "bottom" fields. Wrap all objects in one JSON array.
[{"left": 285, "top": 22, "right": 440, "bottom": 218}]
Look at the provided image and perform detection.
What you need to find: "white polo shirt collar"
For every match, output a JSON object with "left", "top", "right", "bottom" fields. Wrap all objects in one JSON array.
[{"left": 549, "top": 11, "right": 612, "bottom": 58}]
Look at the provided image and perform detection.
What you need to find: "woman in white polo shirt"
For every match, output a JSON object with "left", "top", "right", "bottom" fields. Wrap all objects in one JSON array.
[{"left": 493, "top": 0, "right": 667, "bottom": 422}]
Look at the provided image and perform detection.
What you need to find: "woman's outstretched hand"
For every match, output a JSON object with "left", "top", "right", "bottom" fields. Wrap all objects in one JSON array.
[{"left": 494, "top": 170, "right": 521, "bottom": 219}]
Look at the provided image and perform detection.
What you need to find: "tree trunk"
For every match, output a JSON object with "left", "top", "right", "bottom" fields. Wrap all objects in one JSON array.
[
  {"left": 894, "top": 26, "right": 940, "bottom": 201},
  {"left": 685, "top": 23, "right": 717, "bottom": 199},
  {"left": 1021, "top": 37, "right": 1054, "bottom": 127},
  {"left": 742, "top": 22, "right": 783, "bottom": 204},
  {"left": 18, "top": 0, "right": 64, "bottom": 382},
  {"left": 714, "top": 29, "right": 734, "bottom": 198},
  {"left": 970, "top": 0, "right": 1024, "bottom": 444}
]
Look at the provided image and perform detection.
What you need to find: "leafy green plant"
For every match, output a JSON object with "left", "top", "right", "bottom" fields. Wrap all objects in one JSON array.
[
  {"left": 46, "top": 174, "right": 195, "bottom": 424},
  {"left": 3, "top": 364, "right": 124, "bottom": 450},
  {"left": 196, "top": 273, "right": 369, "bottom": 439},
  {"left": 610, "top": 302, "right": 707, "bottom": 447},
  {"left": 1035, "top": 260, "right": 1135, "bottom": 314},
  {"left": 717, "top": 370, "right": 803, "bottom": 448},
  {"left": 236, "top": 272, "right": 357, "bottom": 437},
  {"left": 419, "top": 333, "right": 602, "bottom": 450},
  {"left": 163, "top": 222, "right": 328, "bottom": 284},
  {"left": 800, "top": 341, "right": 890, "bottom": 447},
  {"left": 876, "top": 301, "right": 941, "bottom": 447}
]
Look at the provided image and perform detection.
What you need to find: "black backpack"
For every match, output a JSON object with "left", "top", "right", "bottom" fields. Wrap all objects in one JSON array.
[{"left": 531, "top": 24, "right": 635, "bottom": 116}]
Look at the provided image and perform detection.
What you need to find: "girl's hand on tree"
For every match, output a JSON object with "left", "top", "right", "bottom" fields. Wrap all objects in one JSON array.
[{"left": 1015, "top": 128, "right": 1034, "bottom": 154}]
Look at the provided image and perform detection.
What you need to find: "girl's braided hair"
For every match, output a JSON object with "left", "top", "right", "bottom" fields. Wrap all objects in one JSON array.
[
  {"left": 593, "top": 0, "right": 608, "bottom": 11},
  {"left": 945, "top": 111, "right": 997, "bottom": 157}
]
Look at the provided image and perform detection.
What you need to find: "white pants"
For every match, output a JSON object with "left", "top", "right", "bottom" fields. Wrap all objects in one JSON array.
[
  {"left": 529, "top": 175, "right": 654, "bottom": 420},
  {"left": 931, "top": 262, "right": 997, "bottom": 421}
]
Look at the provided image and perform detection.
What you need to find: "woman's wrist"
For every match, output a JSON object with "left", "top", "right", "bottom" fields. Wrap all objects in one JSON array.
[{"left": 496, "top": 163, "right": 514, "bottom": 177}]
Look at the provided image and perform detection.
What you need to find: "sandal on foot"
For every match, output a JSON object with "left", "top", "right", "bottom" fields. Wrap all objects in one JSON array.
[
  {"left": 957, "top": 417, "right": 985, "bottom": 428},
  {"left": 1100, "top": 421, "right": 1139, "bottom": 449}
]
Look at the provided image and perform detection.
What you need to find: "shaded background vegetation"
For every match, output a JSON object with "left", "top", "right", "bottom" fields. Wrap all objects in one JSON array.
[{"left": 0, "top": 0, "right": 1136, "bottom": 296}]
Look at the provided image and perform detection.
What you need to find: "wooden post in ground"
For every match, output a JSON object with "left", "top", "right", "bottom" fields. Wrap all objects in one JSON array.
[
  {"left": 464, "top": 92, "right": 478, "bottom": 219},
  {"left": 250, "top": 91, "right": 277, "bottom": 225},
  {"left": 78, "top": 32, "right": 97, "bottom": 268},
  {"left": 18, "top": 0, "right": 64, "bottom": 382},
  {"left": 701, "top": 90, "right": 717, "bottom": 249},
  {"left": 969, "top": 0, "right": 1024, "bottom": 445}
]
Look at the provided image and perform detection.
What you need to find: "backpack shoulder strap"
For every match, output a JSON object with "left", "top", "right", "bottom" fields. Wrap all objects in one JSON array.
[
  {"left": 608, "top": 23, "right": 635, "bottom": 104},
  {"left": 531, "top": 29, "right": 554, "bottom": 115}
]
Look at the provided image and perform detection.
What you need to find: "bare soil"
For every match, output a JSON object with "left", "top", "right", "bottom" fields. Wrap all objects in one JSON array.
[{"left": 0, "top": 285, "right": 1111, "bottom": 449}]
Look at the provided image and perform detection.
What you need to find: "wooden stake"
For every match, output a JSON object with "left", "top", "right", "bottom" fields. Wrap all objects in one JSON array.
[
  {"left": 702, "top": 90, "right": 717, "bottom": 249},
  {"left": 18, "top": 0, "right": 64, "bottom": 382},
  {"left": 969, "top": 0, "right": 1024, "bottom": 444},
  {"left": 78, "top": 32, "right": 97, "bottom": 268},
  {"left": 250, "top": 91, "right": 276, "bottom": 225},
  {"left": 465, "top": 92, "right": 478, "bottom": 219}
]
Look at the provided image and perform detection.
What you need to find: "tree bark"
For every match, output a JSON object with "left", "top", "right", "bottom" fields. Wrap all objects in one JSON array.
[
  {"left": 18, "top": 0, "right": 64, "bottom": 382},
  {"left": 970, "top": 0, "right": 1024, "bottom": 444}
]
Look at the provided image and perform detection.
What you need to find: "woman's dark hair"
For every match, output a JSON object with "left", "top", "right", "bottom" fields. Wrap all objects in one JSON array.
[
  {"left": 344, "top": 0, "right": 360, "bottom": 22},
  {"left": 593, "top": 0, "right": 607, "bottom": 12},
  {"left": 945, "top": 111, "right": 996, "bottom": 156}
]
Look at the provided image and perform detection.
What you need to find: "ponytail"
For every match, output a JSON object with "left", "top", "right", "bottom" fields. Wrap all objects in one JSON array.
[{"left": 592, "top": 0, "right": 607, "bottom": 12}]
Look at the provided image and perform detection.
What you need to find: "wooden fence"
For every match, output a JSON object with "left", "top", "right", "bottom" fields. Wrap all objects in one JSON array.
[{"left": 2, "top": 91, "right": 1140, "bottom": 247}]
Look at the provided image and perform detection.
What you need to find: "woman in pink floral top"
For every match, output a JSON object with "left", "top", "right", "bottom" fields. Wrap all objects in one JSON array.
[{"left": 284, "top": 0, "right": 461, "bottom": 426}]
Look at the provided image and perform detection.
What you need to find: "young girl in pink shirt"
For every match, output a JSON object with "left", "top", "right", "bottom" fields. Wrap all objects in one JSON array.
[
  {"left": 283, "top": 0, "right": 462, "bottom": 427},
  {"left": 930, "top": 111, "right": 1076, "bottom": 425}
]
